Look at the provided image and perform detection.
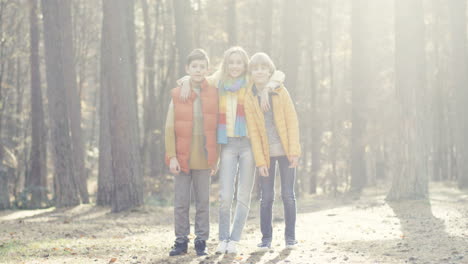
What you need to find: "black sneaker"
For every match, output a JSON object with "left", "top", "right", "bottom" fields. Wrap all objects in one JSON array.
[
  {"left": 257, "top": 241, "right": 271, "bottom": 252},
  {"left": 194, "top": 240, "right": 208, "bottom": 256},
  {"left": 169, "top": 241, "right": 188, "bottom": 256}
]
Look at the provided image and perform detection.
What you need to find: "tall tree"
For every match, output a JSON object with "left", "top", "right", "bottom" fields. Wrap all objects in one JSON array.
[
  {"left": 350, "top": 0, "right": 370, "bottom": 192},
  {"left": 101, "top": 0, "right": 143, "bottom": 212},
  {"left": 326, "top": 0, "right": 339, "bottom": 195},
  {"left": 173, "top": 0, "right": 193, "bottom": 77},
  {"left": 226, "top": 0, "right": 237, "bottom": 46},
  {"left": 41, "top": 0, "right": 80, "bottom": 207},
  {"left": 0, "top": 0, "right": 8, "bottom": 133},
  {"left": 153, "top": 1, "right": 177, "bottom": 181},
  {"left": 308, "top": 2, "right": 320, "bottom": 194},
  {"left": 448, "top": 0, "right": 468, "bottom": 189},
  {"left": 0, "top": 146, "right": 9, "bottom": 209},
  {"left": 62, "top": 0, "right": 90, "bottom": 204},
  {"left": 387, "top": 0, "right": 428, "bottom": 200},
  {"left": 0, "top": 146, "right": 16, "bottom": 209},
  {"left": 262, "top": 0, "right": 273, "bottom": 54},
  {"left": 141, "top": 0, "right": 161, "bottom": 179},
  {"left": 124, "top": 0, "right": 140, "bottom": 143},
  {"left": 26, "top": 0, "right": 48, "bottom": 208},
  {"left": 281, "top": 0, "right": 299, "bottom": 97},
  {"left": 430, "top": 0, "right": 449, "bottom": 182},
  {"left": 96, "top": 6, "right": 112, "bottom": 206}
]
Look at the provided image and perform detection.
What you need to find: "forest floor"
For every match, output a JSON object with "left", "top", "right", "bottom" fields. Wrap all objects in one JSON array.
[{"left": 0, "top": 182, "right": 467, "bottom": 264}]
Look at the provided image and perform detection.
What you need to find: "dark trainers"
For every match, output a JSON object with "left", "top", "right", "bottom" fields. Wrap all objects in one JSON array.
[
  {"left": 194, "top": 240, "right": 208, "bottom": 256},
  {"left": 169, "top": 241, "right": 188, "bottom": 256},
  {"left": 257, "top": 241, "right": 271, "bottom": 251}
]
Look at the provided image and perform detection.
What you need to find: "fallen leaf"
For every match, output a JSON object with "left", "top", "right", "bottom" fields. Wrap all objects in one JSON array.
[{"left": 109, "top": 257, "right": 117, "bottom": 263}]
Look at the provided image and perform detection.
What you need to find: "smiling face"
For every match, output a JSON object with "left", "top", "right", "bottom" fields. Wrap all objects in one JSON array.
[
  {"left": 248, "top": 52, "right": 276, "bottom": 89},
  {"left": 251, "top": 64, "right": 271, "bottom": 87},
  {"left": 186, "top": 59, "right": 208, "bottom": 84},
  {"left": 226, "top": 52, "right": 246, "bottom": 79}
]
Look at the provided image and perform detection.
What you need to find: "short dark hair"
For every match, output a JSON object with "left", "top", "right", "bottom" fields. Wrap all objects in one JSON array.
[{"left": 186, "top": 49, "right": 210, "bottom": 66}]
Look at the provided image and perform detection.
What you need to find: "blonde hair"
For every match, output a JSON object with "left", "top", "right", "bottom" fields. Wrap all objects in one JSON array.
[
  {"left": 221, "top": 46, "right": 249, "bottom": 79},
  {"left": 248, "top": 52, "right": 276, "bottom": 75}
]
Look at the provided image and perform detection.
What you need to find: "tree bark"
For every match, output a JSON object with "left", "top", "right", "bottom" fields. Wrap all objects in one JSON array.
[
  {"left": 62, "top": 0, "right": 89, "bottom": 204},
  {"left": 262, "top": 0, "right": 273, "bottom": 54},
  {"left": 0, "top": 146, "right": 10, "bottom": 209},
  {"left": 350, "top": 0, "right": 370, "bottom": 192},
  {"left": 96, "top": 11, "right": 113, "bottom": 206},
  {"left": 141, "top": 0, "right": 159, "bottom": 179},
  {"left": 448, "top": 0, "right": 468, "bottom": 189},
  {"left": 27, "top": 0, "right": 48, "bottom": 208},
  {"left": 226, "top": 0, "right": 237, "bottom": 46},
  {"left": 101, "top": 0, "right": 143, "bottom": 212},
  {"left": 173, "top": 0, "right": 193, "bottom": 77},
  {"left": 387, "top": 0, "right": 428, "bottom": 201},
  {"left": 281, "top": 0, "right": 299, "bottom": 97},
  {"left": 41, "top": 0, "right": 80, "bottom": 207}
]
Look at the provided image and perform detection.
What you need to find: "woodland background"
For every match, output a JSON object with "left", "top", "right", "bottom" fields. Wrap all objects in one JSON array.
[{"left": 0, "top": 0, "right": 467, "bottom": 213}]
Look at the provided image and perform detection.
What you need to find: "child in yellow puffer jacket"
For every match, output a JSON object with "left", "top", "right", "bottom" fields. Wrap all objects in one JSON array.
[{"left": 244, "top": 52, "right": 301, "bottom": 250}]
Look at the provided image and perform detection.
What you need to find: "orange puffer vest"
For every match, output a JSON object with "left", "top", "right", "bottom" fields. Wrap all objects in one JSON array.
[{"left": 166, "top": 80, "right": 218, "bottom": 173}]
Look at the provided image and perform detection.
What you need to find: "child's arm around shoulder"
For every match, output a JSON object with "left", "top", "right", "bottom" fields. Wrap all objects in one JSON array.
[
  {"left": 259, "top": 70, "right": 285, "bottom": 112},
  {"left": 177, "top": 70, "right": 221, "bottom": 101},
  {"left": 206, "top": 69, "right": 222, "bottom": 87}
]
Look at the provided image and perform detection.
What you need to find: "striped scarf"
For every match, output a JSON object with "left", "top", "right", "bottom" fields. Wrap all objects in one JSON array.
[{"left": 217, "top": 77, "right": 248, "bottom": 144}]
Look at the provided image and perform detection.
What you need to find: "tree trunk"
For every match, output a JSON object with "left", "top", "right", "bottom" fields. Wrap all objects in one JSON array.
[
  {"left": 448, "top": 0, "right": 468, "bottom": 189},
  {"left": 96, "top": 11, "right": 113, "bottom": 206},
  {"left": 102, "top": 0, "right": 143, "bottom": 212},
  {"left": 387, "top": 0, "right": 428, "bottom": 201},
  {"left": 262, "top": 0, "right": 273, "bottom": 54},
  {"left": 0, "top": 1, "right": 6, "bottom": 140},
  {"left": 141, "top": 0, "right": 159, "bottom": 179},
  {"left": 0, "top": 146, "right": 10, "bottom": 209},
  {"left": 173, "top": 0, "right": 193, "bottom": 77},
  {"left": 41, "top": 0, "right": 80, "bottom": 207},
  {"left": 430, "top": 0, "right": 448, "bottom": 182},
  {"left": 309, "top": 31, "right": 319, "bottom": 195},
  {"left": 61, "top": 0, "right": 89, "bottom": 204},
  {"left": 125, "top": 0, "right": 140, "bottom": 144},
  {"left": 281, "top": 0, "right": 299, "bottom": 97},
  {"left": 226, "top": 0, "right": 237, "bottom": 46},
  {"left": 326, "top": 0, "right": 338, "bottom": 196},
  {"left": 350, "top": 0, "right": 370, "bottom": 192},
  {"left": 27, "top": 0, "right": 48, "bottom": 208}
]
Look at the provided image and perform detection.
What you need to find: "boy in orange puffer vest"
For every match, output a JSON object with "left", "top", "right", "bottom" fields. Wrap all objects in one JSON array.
[{"left": 165, "top": 49, "right": 219, "bottom": 256}]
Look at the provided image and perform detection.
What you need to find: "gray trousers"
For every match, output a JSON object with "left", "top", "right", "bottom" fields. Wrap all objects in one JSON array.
[{"left": 174, "top": 169, "right": 211, "bottom": 243}]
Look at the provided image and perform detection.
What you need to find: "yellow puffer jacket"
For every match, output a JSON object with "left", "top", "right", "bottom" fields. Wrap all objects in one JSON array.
[{"left": 244, "top": 84, "right": 301, "bottom": 168}]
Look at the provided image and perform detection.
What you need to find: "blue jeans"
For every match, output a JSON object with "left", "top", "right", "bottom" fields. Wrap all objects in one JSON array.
[
  {"left": 218, "top": 137, "right": 256, "bottom": 242},
  {"left": 259, "top": 156, "right": 296, "bottom": 244}
]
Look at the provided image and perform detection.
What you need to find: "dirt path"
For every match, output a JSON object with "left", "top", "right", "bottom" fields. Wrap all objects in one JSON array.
[{"left": 1, "top": 183, "right": 467, "bottom": 264}]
